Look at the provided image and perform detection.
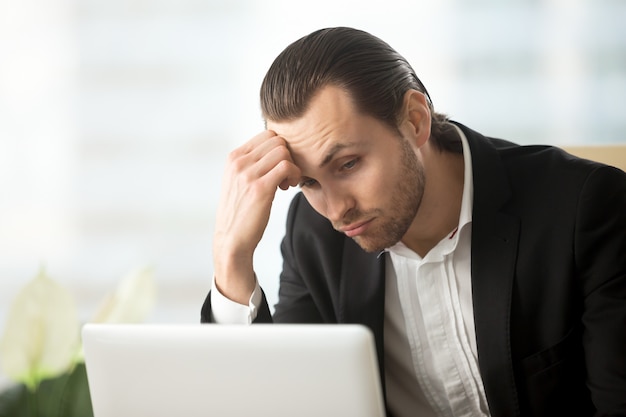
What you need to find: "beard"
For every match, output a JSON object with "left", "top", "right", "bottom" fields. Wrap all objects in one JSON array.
[{"left": 337, "top": 138, "right": 425, "bottom": 253}]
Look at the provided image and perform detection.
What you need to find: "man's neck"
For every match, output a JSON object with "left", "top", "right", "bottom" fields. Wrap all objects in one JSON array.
[{"left": 402, "top": 144, "right": 465, "bottom": 257}]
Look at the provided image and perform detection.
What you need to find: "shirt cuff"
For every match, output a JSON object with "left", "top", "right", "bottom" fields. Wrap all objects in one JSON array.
[{"left": 210, "top": 276, "right": 262, "bottom": 324}]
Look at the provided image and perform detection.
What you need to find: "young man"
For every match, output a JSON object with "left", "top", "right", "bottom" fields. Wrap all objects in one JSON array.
[{"left": 201, "top": 27, "right": 626, "bottom": 417}]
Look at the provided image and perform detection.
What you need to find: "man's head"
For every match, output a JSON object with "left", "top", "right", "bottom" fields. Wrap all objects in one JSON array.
[
  {"left": 262, "top": 28, "right": 463, "bottom": 253},
  {"left": 266, "top": 85, "right": 427, "bottom": 253},
  {"left": 260, "top": 27, "right": 459, "bottom": 152}
]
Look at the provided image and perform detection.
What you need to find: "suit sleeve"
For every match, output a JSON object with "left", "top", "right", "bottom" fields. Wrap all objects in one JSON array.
[
  {"left": 272, "top": 193, "right": 327, "bottom": 323},
  {"left": 575, "top": 165, "right": 626, "bottom": 415}
]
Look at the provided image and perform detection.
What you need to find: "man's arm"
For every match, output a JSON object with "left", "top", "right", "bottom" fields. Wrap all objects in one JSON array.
[
  {"left": 202, "top": 193, "right": 329, "bottom": 325},
  {"left": 576, "top": 165, "right": 626, "bottom": 415},
  {"left": 212, "top": 130, "right": 300, "bottom": 305}
]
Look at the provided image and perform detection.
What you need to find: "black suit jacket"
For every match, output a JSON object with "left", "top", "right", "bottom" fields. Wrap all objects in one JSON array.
[{"left": 202, "top": 123, "right": 626, "bottom": 417}]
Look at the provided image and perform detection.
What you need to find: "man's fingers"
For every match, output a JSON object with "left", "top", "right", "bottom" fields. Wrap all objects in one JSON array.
[
  {"left": 237, "top": 130, "right": 280, "bottom": 156},
  {"left": 278, "top": 171, "right": 301, "bottom": 190},
  {"left": 229, "top": 131, "right": 300, "bottom": 192}
]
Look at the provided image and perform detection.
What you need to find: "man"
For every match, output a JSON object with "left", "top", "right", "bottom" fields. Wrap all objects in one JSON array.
[{"left": 201, "top": 27, "right": 626, "bottom": 417}]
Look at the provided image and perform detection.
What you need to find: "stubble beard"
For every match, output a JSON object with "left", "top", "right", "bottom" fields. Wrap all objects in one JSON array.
[{"left": 351, "top": 139, "right": 425, "bottom": 253}]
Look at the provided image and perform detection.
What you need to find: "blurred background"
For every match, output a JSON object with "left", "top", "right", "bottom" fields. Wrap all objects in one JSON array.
[{"left": 1, "top": 0, "right": 625, "bottom": 386}]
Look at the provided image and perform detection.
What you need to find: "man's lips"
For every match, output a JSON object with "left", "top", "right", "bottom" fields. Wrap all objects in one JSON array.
[{"left": 338, "top": 219, "right": 374, "bottom": 238}]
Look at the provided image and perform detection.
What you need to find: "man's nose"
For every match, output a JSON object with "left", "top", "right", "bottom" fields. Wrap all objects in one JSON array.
[{"left": 323, "top": 188, "right": 354, "bottom": 224}]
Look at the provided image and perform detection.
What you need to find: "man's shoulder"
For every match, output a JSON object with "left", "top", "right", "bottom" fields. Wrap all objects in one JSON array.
[{"left": 456, "top": 121, "right": 612, "bottom": 176}]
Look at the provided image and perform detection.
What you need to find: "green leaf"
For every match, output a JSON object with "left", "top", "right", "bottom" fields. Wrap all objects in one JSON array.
[
  {"left": 0, "top": 268, "right": 80, "bottom": 390},
  {"left": 0, "top": 364, "right": 93, "bottom": 417},
  {"left": 0, "top": 383, "right": 29, "bottom": 417},
  {"left": 54, "top": 363, "right": 93, "bottom": 417}
]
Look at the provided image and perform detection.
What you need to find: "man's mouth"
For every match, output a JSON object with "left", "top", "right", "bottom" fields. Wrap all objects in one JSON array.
[{"left": 338, "top": 219, "right": 374, "bottom": 238}]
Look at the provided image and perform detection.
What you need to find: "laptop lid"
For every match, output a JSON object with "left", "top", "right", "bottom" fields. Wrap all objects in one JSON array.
[{"left": 82, "top": 323, "right": 385, "bottom": 417}]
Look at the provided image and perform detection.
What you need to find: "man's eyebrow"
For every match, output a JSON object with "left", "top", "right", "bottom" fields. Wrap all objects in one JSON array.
[{"left": 319, "top": 142, "right": 355, "bottom": 168}]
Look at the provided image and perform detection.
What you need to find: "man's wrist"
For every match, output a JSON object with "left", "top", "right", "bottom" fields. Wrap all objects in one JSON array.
[{"left": 211, "top": 276, "right": 261, "bottom": 324}]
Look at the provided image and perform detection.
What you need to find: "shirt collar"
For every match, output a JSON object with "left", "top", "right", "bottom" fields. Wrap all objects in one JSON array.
[{"left": 456, "top": 124, "right": 474, "bottom": 232}]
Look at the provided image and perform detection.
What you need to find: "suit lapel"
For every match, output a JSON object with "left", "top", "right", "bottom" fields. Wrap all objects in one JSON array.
[
  {"left": 472, "top": 212, "right": 520, "bottom": 417},
  {"left": 338, "top": 238, "right": 386, "bottom": 378},
  {"left": 462, "top": 123, "right": 522, "bottom": 417}
]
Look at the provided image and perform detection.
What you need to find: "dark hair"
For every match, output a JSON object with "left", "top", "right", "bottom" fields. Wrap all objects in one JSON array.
[{"left": 260, "top": 27, "right": 460, "bottom": 153}]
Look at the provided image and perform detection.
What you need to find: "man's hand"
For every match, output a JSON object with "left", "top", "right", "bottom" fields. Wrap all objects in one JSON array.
[{"left": 213, "top": 130, "right": 300, "bottom": 304}]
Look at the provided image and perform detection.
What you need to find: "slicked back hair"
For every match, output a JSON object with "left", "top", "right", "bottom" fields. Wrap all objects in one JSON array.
[{"left": 260, "top": 27, "right": 460, "bottom": 153}]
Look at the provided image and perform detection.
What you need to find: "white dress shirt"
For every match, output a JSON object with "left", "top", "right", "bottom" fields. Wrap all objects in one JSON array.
[
  {"left": 382, "top": 126, "right": 490, "bottom": 417},
  {"left": 211, "top": 127, "right": 491, "bottom": 417}
]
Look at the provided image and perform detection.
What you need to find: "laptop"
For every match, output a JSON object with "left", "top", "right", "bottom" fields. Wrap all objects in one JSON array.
[{"left": 82, "top": 323, "right": 385, "bottom": 417}]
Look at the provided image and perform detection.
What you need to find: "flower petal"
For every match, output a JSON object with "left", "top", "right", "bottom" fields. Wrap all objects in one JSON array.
[
  {"left": 0, "top": 268, "right": 80, "bottom": 390},
  {"left": 91, "top": 267, "right": 157, "bottom": 324}
]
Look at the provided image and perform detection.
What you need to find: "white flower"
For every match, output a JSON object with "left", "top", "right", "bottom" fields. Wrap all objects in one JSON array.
[
  {"left": 90, "top": 267, "right": 157, "bottom": 324},
  {"left": 0, "top": 268, "right": 80, "bottom": 390}
]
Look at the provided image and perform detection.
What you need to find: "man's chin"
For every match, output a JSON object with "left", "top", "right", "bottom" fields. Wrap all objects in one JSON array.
[{"left": 351, "top": 235, "right": 392, "bottom": 254}]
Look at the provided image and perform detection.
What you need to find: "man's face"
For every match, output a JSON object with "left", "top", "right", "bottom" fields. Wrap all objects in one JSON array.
[{"left": 267, "top": 86, "right": 425, "bottom": 253}]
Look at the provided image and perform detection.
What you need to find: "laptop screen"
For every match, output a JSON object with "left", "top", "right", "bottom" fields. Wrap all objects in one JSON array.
[{"left": 82, "top": 323, "right": 385, "bottom": 417}]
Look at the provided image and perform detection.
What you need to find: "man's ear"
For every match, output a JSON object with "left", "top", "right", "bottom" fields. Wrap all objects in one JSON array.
[{"left": 399, "top": 89, "right": 431, "bottom": 148}]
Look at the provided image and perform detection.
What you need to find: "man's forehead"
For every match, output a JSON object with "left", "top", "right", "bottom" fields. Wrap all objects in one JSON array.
[{"left": 264, "top": 86, "right": 375, "bottom": 167}]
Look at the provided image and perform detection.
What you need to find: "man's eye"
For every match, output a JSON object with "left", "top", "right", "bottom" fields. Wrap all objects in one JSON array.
[
  {"left": 299, "top": 178, "right": 318, "bottom": 188},
  {"left": 342, "top": 158, "right": 358, "bottom": 170}
]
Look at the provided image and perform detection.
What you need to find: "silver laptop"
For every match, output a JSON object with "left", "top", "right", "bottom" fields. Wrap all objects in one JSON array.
[{"left": 82, "top": 323, "right": 385, "bottom": 417}]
